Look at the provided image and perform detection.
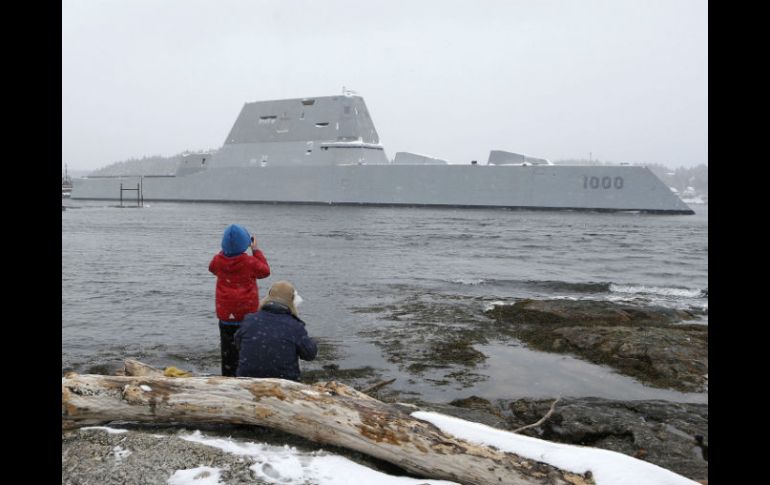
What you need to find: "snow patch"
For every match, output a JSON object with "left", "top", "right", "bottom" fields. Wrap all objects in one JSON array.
[
  {"left": 79, "top": 426, "right": 129, "bottom": 434},
  {"left": 167, "top": 466, "right": 222, "bottom": 485},
  {"left": 112, "top": 445, "right": 132, "bottom": 462},
  {"left": 180, "top": 430, "right": 458, "bottom": 484},
  {"left": 411, "top": 411, "right": 697, "bottom": 485}
]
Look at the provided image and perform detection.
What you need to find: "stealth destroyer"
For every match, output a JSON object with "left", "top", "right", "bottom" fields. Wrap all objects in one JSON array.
[{"left": 71, "top": 93, "right": 694, "bottom": 214}]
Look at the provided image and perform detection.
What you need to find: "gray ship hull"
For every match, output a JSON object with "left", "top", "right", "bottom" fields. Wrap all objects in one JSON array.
[{"left": 72, "top": 164, "right": 694, "bottom": 214}]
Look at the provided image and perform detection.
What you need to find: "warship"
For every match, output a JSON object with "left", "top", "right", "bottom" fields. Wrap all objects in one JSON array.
[{"left": 71, "top": 93, "right": 694, "bottom": 214}]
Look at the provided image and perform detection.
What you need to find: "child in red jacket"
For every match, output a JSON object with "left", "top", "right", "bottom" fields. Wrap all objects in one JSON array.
[{"left": 209, "top": 224, "right": 270, "bottom": 376}]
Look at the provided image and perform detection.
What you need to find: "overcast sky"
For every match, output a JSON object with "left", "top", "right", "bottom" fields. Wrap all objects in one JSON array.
[{"left": 62, "top": 0, "right": 707, "bottom": 171}]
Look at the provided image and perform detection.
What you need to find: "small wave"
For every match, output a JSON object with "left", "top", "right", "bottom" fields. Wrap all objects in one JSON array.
[
  {"left": 483, "top": 300, "right": 512, "bottom": 311},
  {"left": 451, "top": 278, "right": 486, "bottom": 286},
  {"left": 610, "top": 284, "right": 705, "bottom": 298},
  {"left": 449, "top": 278, "right": 611, "bottom": 293},
  {"left": 444, "top": 278, "right": 705, "bottom": 299},
  {"left": 314, "top": 231, "right": 357, "bottom": 240}
]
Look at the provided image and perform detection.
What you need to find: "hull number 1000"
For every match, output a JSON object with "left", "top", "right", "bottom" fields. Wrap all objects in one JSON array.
[{"left": 583, "top": 176, "right": 624, "bottom": 190}]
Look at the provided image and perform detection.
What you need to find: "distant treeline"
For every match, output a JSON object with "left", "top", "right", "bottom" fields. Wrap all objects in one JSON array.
[
  {"left": 555, "top": 159, "right": 708, "bottom": 195},
  {"left": 88, "top": 150, "right": 218, "bottom": 177},
  {"left": 645, "top": 163, "right": 708, "bottom": 196}
]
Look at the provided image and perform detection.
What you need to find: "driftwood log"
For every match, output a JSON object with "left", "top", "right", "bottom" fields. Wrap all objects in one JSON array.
[{"left": 63, "top": 363, "right": 592, "bottom": 485}]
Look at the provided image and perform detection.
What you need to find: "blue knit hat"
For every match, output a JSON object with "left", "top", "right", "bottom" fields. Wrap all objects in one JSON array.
[{"left": 221, "top": 224, "right": 251, "bottom": 257}]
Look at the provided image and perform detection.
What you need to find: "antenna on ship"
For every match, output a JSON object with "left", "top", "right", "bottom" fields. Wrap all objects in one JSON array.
[{"left": 342, "top": 86, "right": 357, "bottom": 96}]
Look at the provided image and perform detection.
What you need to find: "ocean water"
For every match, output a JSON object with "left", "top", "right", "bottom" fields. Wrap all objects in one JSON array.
[{"left": 62, "top": 200, "right": 707, "bottom": 403}]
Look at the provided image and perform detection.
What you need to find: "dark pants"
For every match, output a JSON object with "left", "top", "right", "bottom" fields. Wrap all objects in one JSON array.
[{"left": 219, "top": 321, "right": 240, "bottom": 376}]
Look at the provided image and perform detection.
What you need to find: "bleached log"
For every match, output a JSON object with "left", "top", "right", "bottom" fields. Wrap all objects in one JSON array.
[{"left": 62, "top": 372, "right": 592, "bottom": 485}]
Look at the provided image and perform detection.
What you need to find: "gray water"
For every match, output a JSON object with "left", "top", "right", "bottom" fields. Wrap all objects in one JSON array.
[{"left": 62, "top": 201, "right": 707, "bottom": 403}]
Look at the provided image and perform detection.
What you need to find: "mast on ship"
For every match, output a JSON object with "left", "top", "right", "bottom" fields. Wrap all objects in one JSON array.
[
  {"left": 63, "top": 163, "right": 72, "bottom": 186},
  {"left": 62, "top": 163, "right": 73, "bottom": 199}
]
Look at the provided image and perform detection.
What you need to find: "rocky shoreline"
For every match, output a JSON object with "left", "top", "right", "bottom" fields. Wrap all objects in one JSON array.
[
  {"left": 420, "top": 396, "right": 707, "bottom": 482},
  {"left": 356, "top": 296, "right": 707, "bottom": 393},
  {"left": 485, "top": 299, "right": 708, "bottom": 392},
  {"left": 62, "top": 393, "right": 708, "bottom": 484},
  {"left": 62, "top": 423, "right": 413, "bottom": 485},
  {"left": 63, "top": 298, "right": 708, "bottom": 483}
]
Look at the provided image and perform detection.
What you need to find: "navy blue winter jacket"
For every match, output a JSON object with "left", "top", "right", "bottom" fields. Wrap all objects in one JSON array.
[{"left": 234, "top": 302, "right": 318, "bottom": 381}]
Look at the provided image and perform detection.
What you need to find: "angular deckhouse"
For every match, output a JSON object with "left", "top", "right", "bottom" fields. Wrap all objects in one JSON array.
[{"left": 72, "top": 94, "right": 694, "bottom": 214}]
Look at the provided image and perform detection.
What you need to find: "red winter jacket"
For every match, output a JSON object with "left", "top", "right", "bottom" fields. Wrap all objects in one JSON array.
[{"left": 209, "top": 249, "right": 271, "bottom": 321}]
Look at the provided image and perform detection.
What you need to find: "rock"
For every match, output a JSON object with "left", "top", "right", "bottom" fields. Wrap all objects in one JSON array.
[
  {"left": 431, "top": 396, "right": 708, "bottom": 483},
  {"left": 486, "top": 299, "right": 696, "bottom": 327},
  {"left": 357, "top": 295, "right": 707, "bottom": 393},
  {"left": 486, "top": 299, "right": 708, "bottom": 392},
  {"left": 449, "top": 395, "right": 495, "bottom": 410},
  {"left": 507, "top": 398, "right": 708, "bottom": 483},
  {"left": 548, "top": 326, "right": 708, "bottom": 392}
]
